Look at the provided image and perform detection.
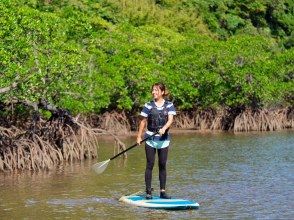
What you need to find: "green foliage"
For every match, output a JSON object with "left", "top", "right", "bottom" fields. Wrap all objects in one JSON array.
[
  {"left": 0, "top": 0, "right": 293, "bottom": 116},
  {"left": 197, "top": 0, "right": 294, "bottom": 43}
]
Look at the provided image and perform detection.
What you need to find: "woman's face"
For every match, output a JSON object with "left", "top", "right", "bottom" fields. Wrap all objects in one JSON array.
[{"left": 152, "top": 86, "right": 164, "bottom": 100}]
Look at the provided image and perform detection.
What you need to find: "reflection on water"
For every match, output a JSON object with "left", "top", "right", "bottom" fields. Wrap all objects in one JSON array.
[{"left": 0, "top": 130, "right": 293, "bottom": 219}]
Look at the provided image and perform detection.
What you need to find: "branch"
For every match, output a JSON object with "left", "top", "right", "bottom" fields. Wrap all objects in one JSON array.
[{"left": 0, "top": 82, "right": 17, "bottom": 94}]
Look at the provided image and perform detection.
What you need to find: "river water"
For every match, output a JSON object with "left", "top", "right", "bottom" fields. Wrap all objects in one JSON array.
[{"left": 0, "top": 130, "right": 293, "bottom": 219}]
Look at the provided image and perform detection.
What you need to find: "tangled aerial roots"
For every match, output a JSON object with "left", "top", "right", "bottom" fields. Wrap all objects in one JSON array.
[
  {"left": 234, "top": 108, "right": 294, "bottom": 132},
  {"left": 95, "top": 111, "right": 131, "bottom": 135},
  {"left": 173, "top": 110, "right": 216, "bottom": 130},
  {"left": 0, "top": 101, "right": 129, "bottom": 172},
  {"left": 173, "top": 109, "right": 234, "bottom": 130},
  {"left": 173, "top": 107, "right": 293, "bottom": 132},
  {"left": 0, "top": 120, "right": 100, "bottom": 172}
]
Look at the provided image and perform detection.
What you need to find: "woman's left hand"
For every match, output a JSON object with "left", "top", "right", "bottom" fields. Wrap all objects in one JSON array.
[{"left": 158, "top": 128, "right": 166, "bottom": 136}]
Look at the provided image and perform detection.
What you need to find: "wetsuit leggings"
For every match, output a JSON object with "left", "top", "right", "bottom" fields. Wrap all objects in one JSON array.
[{"left": 145, "top": 144, "right": 169, "bottom": 191}]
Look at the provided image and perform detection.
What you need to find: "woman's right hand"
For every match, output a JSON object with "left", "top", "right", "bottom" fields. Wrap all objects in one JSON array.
[{"left": 137, "top": 136, "right": 142, "bottom": 145}]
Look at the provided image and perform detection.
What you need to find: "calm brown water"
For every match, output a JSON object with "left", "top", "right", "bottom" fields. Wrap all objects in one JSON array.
[{"left": 0, "top": 131, "right": 293, "bottom": 219}]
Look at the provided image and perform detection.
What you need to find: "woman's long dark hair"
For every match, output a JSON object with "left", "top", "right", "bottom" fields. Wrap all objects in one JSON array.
[{"left": 152, "top": 82, "right": 170, "bottom": 98}]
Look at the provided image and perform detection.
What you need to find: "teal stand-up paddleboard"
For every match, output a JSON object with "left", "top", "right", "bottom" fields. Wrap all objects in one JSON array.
[{"left": 119, "top": 192, "right": 199, "bottom": 210}]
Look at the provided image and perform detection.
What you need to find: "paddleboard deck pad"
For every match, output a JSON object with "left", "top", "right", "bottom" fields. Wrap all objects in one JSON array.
[{"left": 119, "top": 193, "right": 199, "bottom": 210}]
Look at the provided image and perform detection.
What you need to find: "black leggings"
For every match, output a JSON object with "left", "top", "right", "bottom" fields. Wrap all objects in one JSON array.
[{"left": 145, "top": 144, "right": 169, "bottom": 191}]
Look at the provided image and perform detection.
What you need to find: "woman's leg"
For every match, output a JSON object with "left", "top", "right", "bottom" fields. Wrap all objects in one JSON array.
[
  {"left": 145, "top": 144, "right": 156, "bottom": 192},
  {"left": 157, "top": 147, "right": 169, "bottom": 190}
]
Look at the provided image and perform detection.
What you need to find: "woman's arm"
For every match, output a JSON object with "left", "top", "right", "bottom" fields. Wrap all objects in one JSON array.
[
  {"left": 159, "top": 114, "right": 174, "bottom": 135},
  {"left": 137, "top": 117, "right": 147, "bottom": 145}
]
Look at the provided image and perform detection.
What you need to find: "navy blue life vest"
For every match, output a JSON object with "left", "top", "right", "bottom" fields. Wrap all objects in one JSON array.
[{"left": 147, "top": 101, "right": 168, "bottom": 132}]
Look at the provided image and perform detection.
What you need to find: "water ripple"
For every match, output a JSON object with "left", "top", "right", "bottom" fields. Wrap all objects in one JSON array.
[{"left": 46, "top": 196, "right": 115, "bottom": 207}]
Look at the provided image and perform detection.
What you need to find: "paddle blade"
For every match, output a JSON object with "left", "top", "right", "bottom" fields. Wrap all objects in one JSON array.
[{"left": 92, "top": 159, "right": 110, "bottom": 174}]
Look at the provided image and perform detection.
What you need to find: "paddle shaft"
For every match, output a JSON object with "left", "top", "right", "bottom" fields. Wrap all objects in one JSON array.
[{"left": 110, "top": 132, "right": 158, "bottom": 161}]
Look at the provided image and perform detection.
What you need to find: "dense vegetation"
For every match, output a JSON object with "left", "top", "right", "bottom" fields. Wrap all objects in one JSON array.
[{"left": 1, "top": 0, "right": 293, "bottom": 116}]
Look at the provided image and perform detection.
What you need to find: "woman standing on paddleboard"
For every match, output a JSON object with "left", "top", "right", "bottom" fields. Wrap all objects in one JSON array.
[{"left": 136, "top": 82, "right": 176, "bottom": 199}]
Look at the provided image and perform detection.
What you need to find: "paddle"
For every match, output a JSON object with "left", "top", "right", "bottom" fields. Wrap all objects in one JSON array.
[{"left": 92, "top": 132, "right": 158, "bottom": 174}]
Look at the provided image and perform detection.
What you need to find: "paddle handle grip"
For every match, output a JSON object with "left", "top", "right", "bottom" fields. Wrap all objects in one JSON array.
[{"left": 110, "top": 132, "right": 158, "bottom": 161}]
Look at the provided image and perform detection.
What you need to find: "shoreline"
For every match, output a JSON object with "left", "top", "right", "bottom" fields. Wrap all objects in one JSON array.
[{"left": 97, "top": 127, "right": 294, "bottom": 140}]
